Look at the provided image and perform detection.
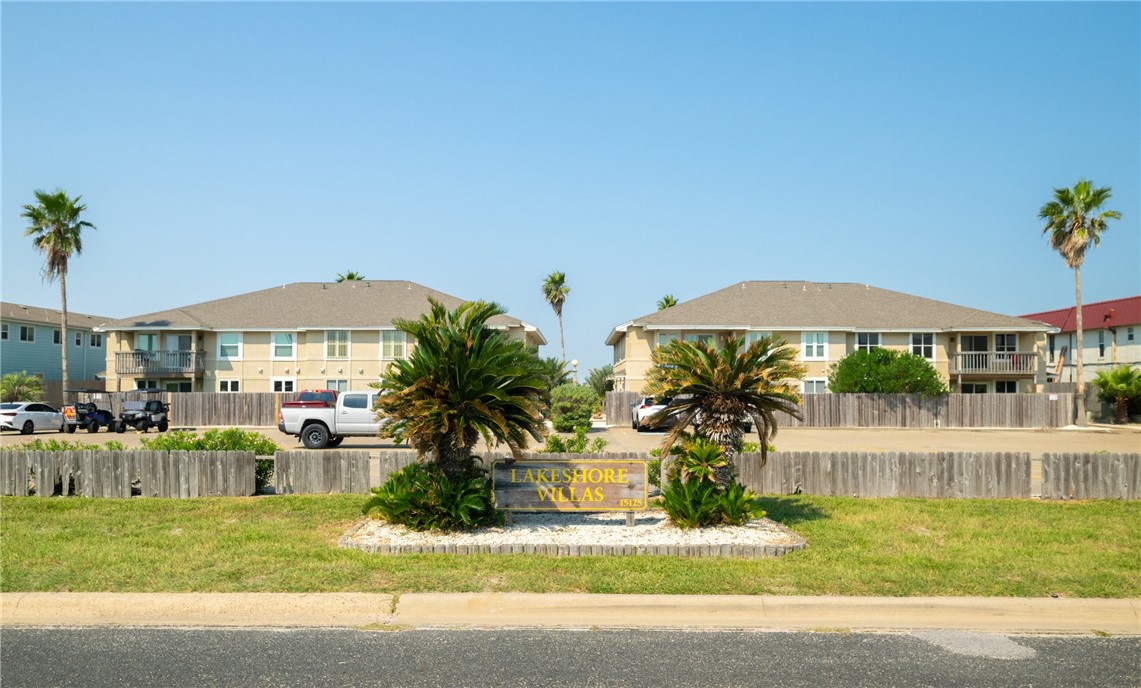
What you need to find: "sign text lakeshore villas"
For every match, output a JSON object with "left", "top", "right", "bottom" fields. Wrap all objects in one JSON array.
[{"left": 491, "top": 460, "right": 648, "bottom": 511}]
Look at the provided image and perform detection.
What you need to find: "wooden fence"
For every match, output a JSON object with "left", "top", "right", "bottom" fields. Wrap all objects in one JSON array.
[
  {"left": 0, "top": 450, "right": 255, "bottom": 498},
  {"left": 1041, "top": 453, "right": 1140, "bottom": 500},
  {"left": 91, "top": 392, "right": 297, "bottom": 427},
  {"left": 274, "top": 451, "right": 370, "bottom": 495},
  {"left": 737, "top": 451, "right": 1032, "bottom": 498},
  {"left": 604, "top": 392, "right": 1075, "bottom": 429}
]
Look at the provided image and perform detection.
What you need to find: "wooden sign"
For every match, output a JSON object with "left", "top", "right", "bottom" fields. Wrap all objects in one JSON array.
[{"left": 491, "top": 459, "right": 648, "bottom": 511}]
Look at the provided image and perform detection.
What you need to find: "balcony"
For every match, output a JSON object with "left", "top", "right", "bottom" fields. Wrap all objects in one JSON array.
[
  {"left": 116, "top": 350, "right": 205, "bottom": 376},
  {"left": 950, "top": 352, "right": 1037, "bottom": 377}
]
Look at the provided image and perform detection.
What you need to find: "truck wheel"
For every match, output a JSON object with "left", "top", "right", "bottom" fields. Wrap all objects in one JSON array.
[
  {"left": 326, "top": 436, "right": 344, "bottom": 448},
  {"left": 301, "top": 424, "right": 329, "bottom": 449}
]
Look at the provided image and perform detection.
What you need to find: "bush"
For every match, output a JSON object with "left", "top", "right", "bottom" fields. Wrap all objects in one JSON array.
[
  {"left": 539, "top": 424, "right": 608, "bottom": 454},
  {"left": 827, "top": 348, "right": 949, "bottom": 395},
  {"left": 362, "top": 458, "right": 502, "bottom": 532},
  {"left": 549, "top": 384, "right": 598, "bottom": 432},
  {"left": 140, "top": 428, "right": 280, "bottom": 489},
  {"left": 6, "top": 438, "right": 126, "bottom": 452},
  {"left": 659, "top": 437, "right": 765, "bottom": 529}
]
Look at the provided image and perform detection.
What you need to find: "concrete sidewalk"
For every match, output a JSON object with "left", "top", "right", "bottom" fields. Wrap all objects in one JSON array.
[{"left": 3, "top": 593, "right": 1138, "bottom": 634}]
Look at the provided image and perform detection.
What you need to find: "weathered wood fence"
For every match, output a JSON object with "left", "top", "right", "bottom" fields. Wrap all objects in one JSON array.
[
  {"left": 605, "top": 392, "right": 1076, "bottom": 429},
  {"left": 0, "top": 450, "right": 256, "bottom": 498},
  {"left": 737, "top": 451, "right": 1032, "bottom": 498},
  {"left": 86, "top": 392, "right": 300, "bottom": 427},
  {"left": 1041, "top": 453, "right": 1140, "bottom": 500},
  {"left": 274, "top": 451, "right": 370, "bottom": 495}
]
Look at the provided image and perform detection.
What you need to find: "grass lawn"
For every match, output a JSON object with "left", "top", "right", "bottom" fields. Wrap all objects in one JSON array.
[{"left": 1, "top": 495, "right": 1137, "bottom": 598}]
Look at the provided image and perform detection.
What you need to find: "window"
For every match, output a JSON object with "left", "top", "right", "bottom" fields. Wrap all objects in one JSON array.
[
  {"left": 804, "top": 379, "right": 828, "bottom": 394},
  {"left": 165, "top": 382, "right": 192, "bottom": 393},
  {"left": 219, "top": 379, "right": 240, "bottom": 393},
  {"left": 961, "top": 383, "right": 987, "bottom": 394},
  {"left": 136, "top": 380, "right": 159, "bottom": 390},
  {"left": 802, "top": 332, "right": 826, "bottom": 360},
  {"left": 0, "top": 324, "right": 7, "bottom": 340},
  {"left": 1048, "top": 334, "right": 1056, "bottom": 363},
  {"left": 996, "top": 380, "right": 1018, "bottom": 394},
  {"left": 74, "top": 331, "right": 83, "bottom": 346},
  {"left": 54, "top": 329, "right": 61, "bottom": 345},
  {"left": 326, "top": 330, "right": 349, "bottom": 359},
  {"left": 272, "top": 333, "right": 295, "bottom": 359},
  {"left": 995, "top": 333, "right": 1017, "bottom": 354},
  {"left": 136, "top": 333, "right": 159, "bottom": 351},
  {"left": 684, "top": 333, "right": 714, "bottom": 346},
  {"left": 271, "top": 378, "right": 295, "bottom": 393},
  {"left": 1129, "top": 327, "right": 1135, "bottom": 342},
  {"left": 656, "top": 332, "right": 678, "bottom": 348},
  {"left": 90, "top": 333, "right": 103, "bottom": 347},
  {"left": 856, "top": 332, "right": 880, "bottom": 352},
  {"left": 911, "top": 333, "right": 934, "bottom": 359},
  {"left": 382, "top": 330, "right": 406, "bottom": 359},
  {"left": 218, "top": 333, "right": 242, "bottom": 360},
  {"left": 326, "top": 379, "right": 348, "bottom": 392},
  {"left": 342, "top": 393, "right": 369, "bottom": 409},
  {"left": 745, "top": 331, "right": 771, "bottom": 346},
  {"left": 20, "top": 326, "right": 34, "bottom": 342},
  {"left": 1098, "top": 331, "right": 1106, "bottom": 358}
]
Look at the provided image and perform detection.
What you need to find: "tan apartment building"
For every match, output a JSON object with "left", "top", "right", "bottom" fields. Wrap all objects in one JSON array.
[
  {"left": 96, "top": 281, "right": 545, "bottom": 394},
  {"left": 607, "top": 281, "right": 1054, "bottom": 394}
]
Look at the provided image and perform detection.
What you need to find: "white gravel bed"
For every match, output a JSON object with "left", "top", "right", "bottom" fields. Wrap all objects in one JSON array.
[{"left": 339, "top": 511, "right": 806, "bottom": 557}]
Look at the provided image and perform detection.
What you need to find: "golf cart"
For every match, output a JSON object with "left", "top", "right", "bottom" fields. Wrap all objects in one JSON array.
[
  {"left": 61, "top": 389, "right": 118, "bottom": 434},
  {"left": 117, "top": 389, "right": 170, "bottom": 433}
]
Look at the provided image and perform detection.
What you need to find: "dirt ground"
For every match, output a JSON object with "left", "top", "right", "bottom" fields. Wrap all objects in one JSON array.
[{"left": 3, "top": 422, "right": 1138, "bottom": 457}]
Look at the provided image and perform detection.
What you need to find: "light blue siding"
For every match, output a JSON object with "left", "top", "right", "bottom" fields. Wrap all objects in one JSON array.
[{"left": 0, "top": 320, "right": 106, "bottom": 381}]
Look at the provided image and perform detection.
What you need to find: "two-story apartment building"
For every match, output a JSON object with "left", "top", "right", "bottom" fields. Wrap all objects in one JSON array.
[
  {"left": 96, "top": 281, "right": 545, "bottom": 394},
  {"left": 607, "top": 282, "right": 1053, "bottom": 394},
  {"left": 1, "top": 302, "right": 109, "bottom": 384},
  {"left": 1021, "top": 296, "right": 1141, "bottom": 383}
]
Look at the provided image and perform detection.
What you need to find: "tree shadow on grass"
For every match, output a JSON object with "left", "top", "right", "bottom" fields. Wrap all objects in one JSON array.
[{"left": 756, "top": 495, "right": 828, "bottom": 528}]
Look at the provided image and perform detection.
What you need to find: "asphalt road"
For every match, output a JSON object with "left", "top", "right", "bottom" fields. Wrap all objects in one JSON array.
[{"left": 2, "top": 628, "right": 1138, "bottom": 687}]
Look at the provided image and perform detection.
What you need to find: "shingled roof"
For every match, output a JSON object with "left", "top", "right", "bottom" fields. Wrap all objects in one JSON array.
[
  {"left": 98, "top": 281, "right": 545, "bottom": 342},
  {"left": 1, "top": 301, "right": 109, "bottom": 330},
  {"left": 607, "top": 281, "right": 1051, "bottom": 344}
]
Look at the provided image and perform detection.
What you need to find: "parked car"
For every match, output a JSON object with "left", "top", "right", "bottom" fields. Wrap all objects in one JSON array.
[
  {"left": 630, "top": 396, "right": 677, "bottom": 432},
  {"left": 0, "top": 402, "right": 64, "bottom": 435},
  {"left": 277, "top": 390, "right": 387, "bottom": 449}
]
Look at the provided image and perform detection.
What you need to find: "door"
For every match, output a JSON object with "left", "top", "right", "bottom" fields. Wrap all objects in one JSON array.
[
  {"left": 960, "top": 335, "right": 989, "bottom": 372},
  {"left": 336, "top": 392, "right": 379, "bottom": 434}
]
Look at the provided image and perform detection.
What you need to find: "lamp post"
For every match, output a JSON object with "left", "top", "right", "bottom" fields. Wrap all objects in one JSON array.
[{"left": 571, "top": 359, "right": 579, "bottom": 385}]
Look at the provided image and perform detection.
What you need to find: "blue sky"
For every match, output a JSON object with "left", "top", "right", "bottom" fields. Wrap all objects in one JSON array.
[{"left": 3, "top": 1, "right": 1138, "bottom": 375}]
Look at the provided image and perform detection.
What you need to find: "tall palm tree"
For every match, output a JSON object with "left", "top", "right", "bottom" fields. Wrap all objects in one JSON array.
[
  {"left": 541, "top": 271, "right": 569, "bottom": 362},
  {"left": 643, "top": 335, "right": 806, "bottom": 483},
  {"left": 1039, "top": 179, "right": 1121, "bottom": 426},
  {"left": 336, "top": 271, "right": 365, "bottom": 282},
  {"left": 375, "top": 298, "right": 547, "bottom": 481},
  {"left": 657, "top": 294, "right": 678, "bottom": 310},
  {"left": 21, "top": 190, "right": 96, "bottom": 404}
]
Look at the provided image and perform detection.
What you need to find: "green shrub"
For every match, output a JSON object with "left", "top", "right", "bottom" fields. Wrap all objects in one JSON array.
[
  {"left": 826, "top": 348, "right": 949, "bottom": 395},
  {"left": 659, "top": 437, "right": 765, "bottom": 528},
  {"left": 539, "top": 424, "right": 608, "bottom": 454},
  {"left": 5, "top": 438, "right": 126, "bottom": 452},
  {"left": 549, "top": 384, "right": 598, "bottom": 432},
  {"left": 647, "top": 458, "right": 662, "bottom": 489},
  {"left": 140, "top": 428, "right": 280, "bottom": 488},
  {"left": 660, "top": 478, "right": 723, "bottom": 529},
  {"left": 362, "top": 458, "right": 502, "bottom": 532}
]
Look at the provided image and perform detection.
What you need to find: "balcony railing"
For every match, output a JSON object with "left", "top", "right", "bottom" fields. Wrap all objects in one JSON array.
[
  {"left": 116, "top": 350, "right": 205, "bottom": 376},
  {"left": 951, "top": 352, "right": 1037, "bottom": 376}
]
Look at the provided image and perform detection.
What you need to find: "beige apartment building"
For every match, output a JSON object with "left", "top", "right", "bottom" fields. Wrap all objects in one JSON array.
[
  {"left": 97, "top": 281, "right": 545, "bottom": 394},
  {"left": 607, "top": 281, "right": 1054, "bottom": 394}
]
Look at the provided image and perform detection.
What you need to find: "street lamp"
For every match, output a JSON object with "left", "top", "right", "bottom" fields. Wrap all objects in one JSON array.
[{"left": 570, "top": 359, "right": 579, "bottom": 385}]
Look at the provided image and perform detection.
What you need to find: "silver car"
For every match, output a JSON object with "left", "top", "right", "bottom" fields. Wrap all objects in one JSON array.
[{"left": 0, "top": 402, "right": 64, "bottom": 435}]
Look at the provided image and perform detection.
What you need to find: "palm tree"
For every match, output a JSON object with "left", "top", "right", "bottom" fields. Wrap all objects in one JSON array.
[
  {"left": 336, "top": 271, "right": 365, "bottom": 282},
  {"left": 375, "top": 298, "right": 548, "bottom": 481},
  {"left": 1, "top": 371, "right": 44, "bottom": 403},
  {"left": 643, "top": 335, "right": 806, "bottom": 483},
  {"left": 1092, "top": 366, "right": 1141, "bottom": 424},
  {"left": 1039, "top": 179, "right": 1121, "bottom": 426},
  {"left": 657, "top": 295, "right": 678, "bottom": 310},
  {"left": 21, "top": 190, "right": 96, "bottom": 404},
  {"left": 541, "top": 271, "right": 569, "bottom": 362}
]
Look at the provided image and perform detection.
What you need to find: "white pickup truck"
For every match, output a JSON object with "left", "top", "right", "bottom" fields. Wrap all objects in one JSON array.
[{"left": 277, "top": 391, "right": 386, "bottom": 449}]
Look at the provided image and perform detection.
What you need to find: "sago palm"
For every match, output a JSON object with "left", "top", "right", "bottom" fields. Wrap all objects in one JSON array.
[
  {"left": 541, "top": 271, "right": 569, "bottom": 362},
  {"left": 375, "top": 298, "right": 548, "bottom": 481},
  {"left": 643, "top": 335, "right": 806, "bottom": 482},
  {"left": 1039, "top": 179, "right": 1121, "bottom": 426},
  {"left": 21, "top": 189, "right": 96, "bottom": 403}
]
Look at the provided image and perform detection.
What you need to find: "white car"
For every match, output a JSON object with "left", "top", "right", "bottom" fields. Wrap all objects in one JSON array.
[
  {"left": 0, "top": 402, "right": 64, "bottom": 435},
  {"left": 630, "top": 396, "right": 676, "bottom": 432}
]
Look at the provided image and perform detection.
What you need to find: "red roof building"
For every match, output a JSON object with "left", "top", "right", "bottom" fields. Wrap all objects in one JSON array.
[{"left": 1020, "top": 296, "right": 1141, "bottom": 383}]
